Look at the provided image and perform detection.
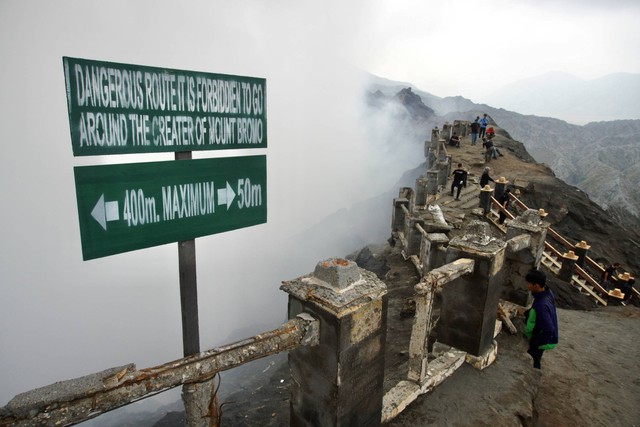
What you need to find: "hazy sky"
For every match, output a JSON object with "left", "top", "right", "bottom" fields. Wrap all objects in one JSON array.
[
  {"left": 360, "top": 0, "right": 640, "bottom": 101},
  {"left": 1, "top": 0, "right": 638, "bottom": 416}
]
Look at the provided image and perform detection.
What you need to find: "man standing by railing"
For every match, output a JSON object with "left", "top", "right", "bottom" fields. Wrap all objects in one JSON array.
[{"left": 524, "top": 269, "right": 559, "bottom": 370}]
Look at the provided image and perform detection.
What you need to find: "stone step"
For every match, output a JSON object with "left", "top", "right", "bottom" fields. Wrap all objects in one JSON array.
[{"left": 440, "top": 185, "right": 478, "bottom": 206}]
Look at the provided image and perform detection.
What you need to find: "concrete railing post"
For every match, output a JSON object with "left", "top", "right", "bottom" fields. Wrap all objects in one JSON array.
[
  {"left": 406, "top": 218, "right": 426, "bottom": 257},
  {"left": 437, "top": 140, "right": 448, "bottom": 162},
  {"left": 494, "top": 177, "right": 509, "bottom": 201},
  {"left": 442, "top": 123, "right": 452, "bottom": 141},
  {"left": 426, "top": 148, "right": 437, "bottom": 170},
  {"left": 501, "top": 209, "right": 550, "bottom": 305},
  {"left": 281, "top": 258, "right": 388, "bottom": 427},
  {"left": 414, "top": 175, "right": 428, "bottom": 207},
  {"left": 437, "top": 158, "right": 450, "bottom": 188},
  {"left": 419, "top": 232, "right": 449, "bottom": 276},
  {"left": 439, "top": 222, "right": 507, "bottom": 358},
  {"left": 574, "top": 240, "right": 590, "bottom": 269},
  {"left": 559, "top": 250, "right": 579, "bottom": 282},
  {"left": 392, "top": 198, "right": 409, "bottom": 233},
  {"left": 505, "top": 209, "right": 550, "bottom": 268},
  {"left": 431, "top": 127, "right": 440, "bottom": 145},
  {"left": 479, "top": 185, "right": 493, "bottom": 214},
  {"left": 426, "top": 170, "right": 438, "bottom": 195}
]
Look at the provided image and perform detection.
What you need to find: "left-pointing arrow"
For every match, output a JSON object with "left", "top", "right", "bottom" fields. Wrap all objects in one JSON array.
[{"left": 91, "top": 194, "right": 120, "bottom": 231}]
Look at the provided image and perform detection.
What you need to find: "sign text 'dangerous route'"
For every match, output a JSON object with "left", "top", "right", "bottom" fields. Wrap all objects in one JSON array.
[{"left": 64, "top": 57, "right": 267, "bottom": 156}]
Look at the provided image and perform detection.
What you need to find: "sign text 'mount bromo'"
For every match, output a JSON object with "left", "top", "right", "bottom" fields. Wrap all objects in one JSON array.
[
  {"left": 74, "top": 155, "right": 267, "bottom": 260},
  {"left": 63, "top": 57, "right": 267, "bottom": 156}
]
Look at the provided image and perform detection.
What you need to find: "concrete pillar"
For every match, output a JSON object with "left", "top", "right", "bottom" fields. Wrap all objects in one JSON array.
[
  {"left": 281, "top": 258, "right": 388, "bottom": 427},
  {"left": 439, "top": 221, "right": 507, "bottom": 357},
  {"left": 425, "top": 130, "right": 438, "bottom": 159},
  {"left": 437, "top": 141, "right": 447, "bottom": 162},
  {"left": 426, "top": 148, "right": 437, "bottom": 170},
  {"left": 391, "top": 198, "right": 409, "bottom": 233},
  {"left": 442, "top": 123, "right": 452, "bottom": 141},
  {"left": 559, "top": 250, "right": 579, "bottom": 282},
  {"left": 445, "top": 154, "right": 452, "bottom": 177},
  {"left": 406, "top": 218, "right": 426, "bottom": 257},
  {"left": 505, "top": 209, "right": 550, "bottom": 268},
  {"left": 436, "top": 164, "right": 447, "bottom": 188},
  {"left": 479, "top": 185, "right": 493, "bottom": 214},
  {"left": 420, "top": 232, "right": 449, "bottom": 275},
  {"left": 414, "top": 175, "right": 428, "bottom": 207},
  {"left": 426, "top": 170, "right": 438, "bottom": 195},
  {"left": 502, "top": 234, "right": 535, "bottom": 306},
  {"left": 494, "top": 177, "right": 509, "bottom": 201},
  {"left": 431, "top": 127, "right": 440, "bottom": 144},
  {"left": 574, "top": 240, "right": 591, "bottom": 269},
  {"left": 453, "top": 120, "right": 468, "bottom": 137}
]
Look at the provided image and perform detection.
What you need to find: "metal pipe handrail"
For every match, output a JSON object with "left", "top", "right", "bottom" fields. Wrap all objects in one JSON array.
[{"left": 1, "top": 315, "right": 319, "bottom": 427}]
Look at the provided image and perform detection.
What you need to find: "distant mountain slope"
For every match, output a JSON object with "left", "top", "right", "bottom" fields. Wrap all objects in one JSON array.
[
  {"left": 487, "top": 112, "right": 640, "bottom": 222},
  {"left": 367, "top": 76, "right": 640, "bottom": 223},
  {"left": 482, "top": 71, "right": 640, "bottom": 124}
]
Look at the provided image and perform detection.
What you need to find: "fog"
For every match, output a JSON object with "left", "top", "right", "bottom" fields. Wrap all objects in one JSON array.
[{"left": 0, "top": 0, "right": 425, "bottom": 412}]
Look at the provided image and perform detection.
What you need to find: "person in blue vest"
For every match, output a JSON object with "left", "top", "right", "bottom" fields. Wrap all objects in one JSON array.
[
  {"left": 523, "top": 269, "right": 559, "bottom": 369},
  {"left": 478, "top": 113, "right": 489, "bottom": 139}
]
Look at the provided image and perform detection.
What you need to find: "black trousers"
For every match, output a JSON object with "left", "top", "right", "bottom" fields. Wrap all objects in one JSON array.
[
  {"left": 527, "top": 343, "right": 545, "bottom": 369},
  {"left": 451, "top": 183, "right": 463, "bottom": 198}
]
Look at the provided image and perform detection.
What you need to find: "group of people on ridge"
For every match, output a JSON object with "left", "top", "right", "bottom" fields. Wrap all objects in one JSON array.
[{"left": 451, "top": 114, "right": 503, "bottom": 162}]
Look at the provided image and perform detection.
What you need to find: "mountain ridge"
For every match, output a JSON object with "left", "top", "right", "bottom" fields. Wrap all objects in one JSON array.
[{"left": 366, "top": 76, "right": 640, "bottom": 225}]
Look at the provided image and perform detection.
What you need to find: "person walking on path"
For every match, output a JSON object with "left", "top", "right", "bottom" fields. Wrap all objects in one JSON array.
[
  {"left": 601, "top": 262, "right": 620, "bottom": 291},
  {"left": 498, "top": 188, "right": 511, "bottom": 224},
  {"left": 450, "top": 163, "right": 467, "bottom": 200},
  {"left": 524, "top": 269, "right": 559, "bottom": 369},
  {"left": 470, "top": 117, "right": 480, "bottom": 145},
  {"left": 480, "top": 167, "right": 494, "bottom": 188},
  {"left": 478, "top": 113, "right": 489, "bottom": 139}
]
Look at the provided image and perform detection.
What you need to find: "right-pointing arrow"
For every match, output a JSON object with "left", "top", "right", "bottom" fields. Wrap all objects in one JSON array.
[
  {"left": 225, "top": 181, "right": 235, "bottom": 210},
  {"left": 217, "top": 181, "right": 236, "bottom": 211}
]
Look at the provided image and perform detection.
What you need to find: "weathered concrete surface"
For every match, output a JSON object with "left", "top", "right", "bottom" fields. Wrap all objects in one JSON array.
[
  {"left": 439, "top": 222, "right": 507, "bottom": 357},
  {"left": 283, "top": 259, "right": 388, "bottom": 427},
  {"left": 3, "top": 365, "right": 135, "bottom": 418},
  {"left": 381, "top": 347, "right": 466, "bottom": 423}
]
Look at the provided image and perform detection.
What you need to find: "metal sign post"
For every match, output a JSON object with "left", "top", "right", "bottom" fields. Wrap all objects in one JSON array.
[{"left": 176, "top": 151, "right": 200, "bottom": 357}]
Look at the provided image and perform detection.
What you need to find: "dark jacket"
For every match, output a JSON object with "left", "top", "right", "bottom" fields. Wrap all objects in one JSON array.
[
  {"left": 451, "top": 168, "right": 467, "bottom": 187},
  {"left": 479, "top": 171, "right": 494, "bottom": 187},
  {"left": 524, "top": 288, "right": 559, "bottom": 350}
]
